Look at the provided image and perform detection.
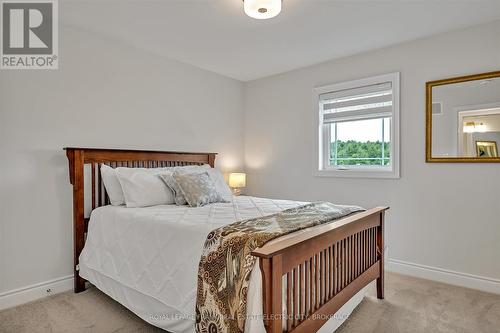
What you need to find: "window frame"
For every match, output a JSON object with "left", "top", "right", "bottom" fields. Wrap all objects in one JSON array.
[{"left": 314, "top": 72, "right": 400, "bottom": 179}]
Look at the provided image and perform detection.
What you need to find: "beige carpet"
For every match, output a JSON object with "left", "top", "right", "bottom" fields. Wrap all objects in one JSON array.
[{"left": 1, "top": 273, "right": 499, "bottom": 333}]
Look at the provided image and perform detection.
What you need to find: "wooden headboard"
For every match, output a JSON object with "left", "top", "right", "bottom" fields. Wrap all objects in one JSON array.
[{"left": 65, "top": 147, "right": 217, "bottom": 292}]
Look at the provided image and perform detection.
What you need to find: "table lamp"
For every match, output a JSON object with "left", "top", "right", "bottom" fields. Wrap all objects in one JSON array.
[{"left": 228, "top": 173, "right": 246, "bottom": 196}]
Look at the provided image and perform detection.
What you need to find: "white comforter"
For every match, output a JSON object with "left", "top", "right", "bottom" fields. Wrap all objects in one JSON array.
[{"left": 79, "top": 196, "right": 366, "bottom": 333}]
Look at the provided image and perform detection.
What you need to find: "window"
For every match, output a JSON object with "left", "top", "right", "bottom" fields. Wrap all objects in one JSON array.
[{"left": 315, "top": 73, "right": 400, "bottom": 178}]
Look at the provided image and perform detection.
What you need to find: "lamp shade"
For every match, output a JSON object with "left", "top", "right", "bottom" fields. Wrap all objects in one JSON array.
[
  {"left": 244, "top": 0, "right": 281, "bottom": 20},
  {"left": 229, "top": 173, "right": 246, "bottom": 188}
]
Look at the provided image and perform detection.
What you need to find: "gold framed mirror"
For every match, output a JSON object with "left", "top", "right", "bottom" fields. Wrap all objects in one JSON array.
[{"left": 426, "top": 71, "right": 500, "bottom": 162}]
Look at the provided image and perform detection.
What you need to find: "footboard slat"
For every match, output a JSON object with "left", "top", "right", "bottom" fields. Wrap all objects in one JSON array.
[
  {"left": 314, "top": 256, "right": 318, "bottom": 311},
  {"left": 252, "top": 207, "right": 388, "bottom": 333},
  {"left": 293, "top": 267, "right": 299, "bottom": 327},
  {"left": 319, "top": 251, "right": 324, "bottom": 305},
  {"left": 342, "top": 238, "right": 346, "bottom": 289},
  {"left": 309, "top": 257, "right": 313, "bottom": 315},
  {"left": 299, "top": 263, "right": 305, "bottom": 324},
  {"left": 287, "top": 272, "right": 293, "bottom": 331}
]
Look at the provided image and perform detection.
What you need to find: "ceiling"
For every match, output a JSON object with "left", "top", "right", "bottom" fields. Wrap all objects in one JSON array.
[{"left": 62, "top": 0, "right": 500, "bottom": 81}]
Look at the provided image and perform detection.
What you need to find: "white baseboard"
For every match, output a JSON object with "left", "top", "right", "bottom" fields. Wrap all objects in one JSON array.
[
  {"left": 1, "top": 259, "right": 498, "bottom": 311},
  {"left": 0, "top": 275, "right": 74, "bottom": 311},
  {"left": 387, "top": 258, "right": 500, "bottom": 295}
]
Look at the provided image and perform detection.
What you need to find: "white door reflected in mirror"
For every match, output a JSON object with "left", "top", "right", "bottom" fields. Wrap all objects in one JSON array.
[{"left": 431, "top": 76, "right": 500, "bottom": 159}]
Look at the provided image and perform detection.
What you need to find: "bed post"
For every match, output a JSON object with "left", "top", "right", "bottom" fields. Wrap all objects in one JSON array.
[
  {"left": 269, "top": 255, "right": 283, "bottom": 333},
  {"left": 259, "top": 258, "right": 272, "bottom": 330},
  {"left": 376, "top": 211, "right": 385, "bottom": 299},
  {"left": 66, "top": 148, "right": 86, "bottom": 293},
  {"left": 208, "top": 153, "right": 216, "bottom": 168}
]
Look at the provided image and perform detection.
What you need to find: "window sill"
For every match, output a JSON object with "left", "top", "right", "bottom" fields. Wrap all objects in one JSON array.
[{"left": 314, "top": 168, "right": 400, "bottom": 179}]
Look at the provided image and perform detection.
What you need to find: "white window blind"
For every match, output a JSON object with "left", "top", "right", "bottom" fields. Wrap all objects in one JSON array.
[
  {"left": 314, "top": 72, "right": 400, "bottom": 179},
  {"left": 320, "top": 82, "right": 393, "bottom": 123}
]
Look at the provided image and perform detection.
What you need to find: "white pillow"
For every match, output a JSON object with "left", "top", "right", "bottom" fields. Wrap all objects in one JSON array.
[
  {"left": 181, "top": 164, "right": 210, "bottom": 173},
  {"left": 100, "top": 165, "right": 174, "bottom": 206},
  {"left": 100, "top": 164, "right": 125, "bottom": 206},
  {"left": 115, "top": 167, "right": 175, "bottom": 208},
  {"left": 206, "top": 168, "right": 233, "bottom": 201}
]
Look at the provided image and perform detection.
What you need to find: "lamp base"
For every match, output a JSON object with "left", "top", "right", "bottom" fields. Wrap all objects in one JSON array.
[{"left": 231, "top": 188, "right": 241, "bottom": 196}]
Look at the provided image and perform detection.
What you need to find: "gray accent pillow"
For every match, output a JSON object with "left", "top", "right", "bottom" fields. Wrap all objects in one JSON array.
[
  {"left": 173, "top": 171, "right": 229, "bottom": 207},
  {"left": 158, "top": 165, "right": 210, "bottom": 205},
  {"left": 159, "top": 172, "right": 187, "bottom": 205}
]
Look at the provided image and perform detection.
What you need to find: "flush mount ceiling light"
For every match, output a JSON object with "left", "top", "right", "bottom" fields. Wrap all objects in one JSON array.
[{"left": 243, "top": 0, "right": 282, "bottom": 19}]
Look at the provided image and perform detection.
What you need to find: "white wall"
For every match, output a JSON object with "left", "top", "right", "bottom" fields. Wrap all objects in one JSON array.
[
  {"left": 244, "top": 21, "right": 500, "bottom": 286},
  {"left": 1, "top": 15, "right": 499, "bottom": 306},
  {"left": 0, "top": 24, "right": 244, "bottom": 295}
]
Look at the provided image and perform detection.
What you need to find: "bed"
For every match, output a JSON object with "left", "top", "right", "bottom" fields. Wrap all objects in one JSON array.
[{"left": 65, "top": 148, "right": 388, "bottom": 333}]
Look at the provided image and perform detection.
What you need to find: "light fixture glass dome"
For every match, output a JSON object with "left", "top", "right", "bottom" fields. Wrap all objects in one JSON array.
[
  {"left": 463, "top": 121, "right": 476, "bottom": 133},
  {"left": 463, "top": 121, "right": 487, "bottom": 133},
  {"left": 244, "top": 0, "right": 281, "bottom": 19}
]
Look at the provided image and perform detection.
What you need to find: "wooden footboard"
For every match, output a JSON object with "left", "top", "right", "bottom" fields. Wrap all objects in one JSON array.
[{"left": 252, "top": 207, "right": 388, "bottom": 333}]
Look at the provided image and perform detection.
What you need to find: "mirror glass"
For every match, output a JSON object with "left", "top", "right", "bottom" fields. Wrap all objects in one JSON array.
[{"left": 431, "top": 76, "right": 500, "bottom": 159}]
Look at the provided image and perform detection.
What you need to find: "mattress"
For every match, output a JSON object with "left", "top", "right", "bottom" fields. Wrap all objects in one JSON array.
[{"left": 79, "top": 196, "right": 367, "bottom": 333}]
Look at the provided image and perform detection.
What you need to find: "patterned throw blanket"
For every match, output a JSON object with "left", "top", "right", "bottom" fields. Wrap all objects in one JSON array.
[{"left": 195, "top": 202, "right": 364, "bottom": 333}]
